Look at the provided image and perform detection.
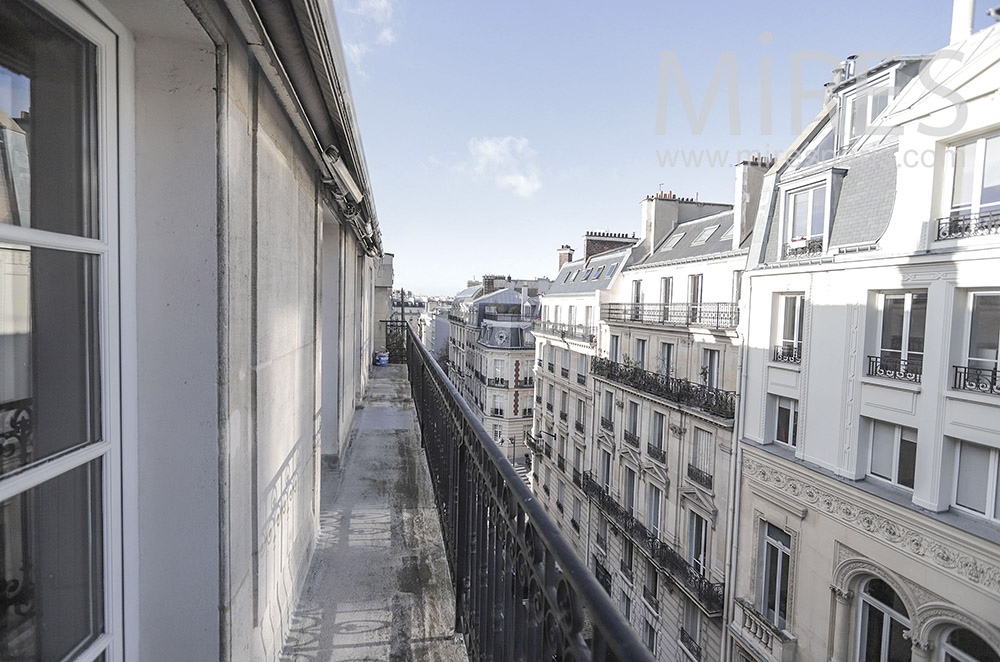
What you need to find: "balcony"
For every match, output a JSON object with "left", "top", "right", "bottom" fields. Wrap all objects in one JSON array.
[
  {"left": 487, "top": 377, "right": 509, "bottom": 388},
  {"left": 532, "top": 320, "right": 598, "bottom": 344},
  {"left": 623, "top": 429, "right": 640, "bottom": 448},
  {"left": 868, "top": 355, "right": 922, "bottom": 383},
  {"left": 600, "top": 416, "right": 614, "bottom": 432},
  {"left": 596, "top": 562, "right": 612, "bottom": 595},
  {"left": 601, "top": 302, "right": 739, "bottom": 329},
  {"left": 514, "top": 377, "right": 534, "bottom": 388},
  {"left": 546, "top": 402, "right": 554, "bottom": 412},
  {"left": 620, "top": 559, "right": 633, "bottom": 583},
  {"left": 491, "top": 408, "right": 505, "bottom": 417},
  {"left": 524, "top": 432, "right": 540, "bottom": 453},
  {"left": 953, "top": 365, "right": 1000, "bottom": 396},
  {"left": 571, "top": 518, "right": 580, "bottom": 532},
  {"left": 544, "top": 442, "right": 553, "bottom": 458},
  {"left": 643, "top": 585, "right": 659, "bottom": 612},
  {"left": 582, "top": 472, "right": 725, "bottom": 615},
  {"left": 591, "top": 357, "right": 736, "bottom": 419},
  {"left": 521, "top": 408, "right": 533, "bottom": 418},
  {"left": 734, "top": 598, "right": 797, "bottom": 662},
  {"left": 575, "top": 420, "right": 585, "bottom": 434},
  {"left": 483, "top": 312, "right": 535, "bottom": 322},
  {"left": 647, "top": 443, "right": 666, "bottom": 464},
  {"left": 561, "top": 367, "right": 570, "bottom": 378},
  {"left": 687, "top": 464, "right": 713, "bottom": 490},
  {"left": 680, "top": 628, "right": 702, "bottom": 661},
  {"left": 573, "top": 468, "right": 582, "bottom": 487},
  {"left": 772, "top": 345, "right": 801, "bottom": 364},
  {"left": 782, "top": 237, "right": 823, "bottom": 259},
  {"left": 535, "top": 394, "right": 542, "bottom": 405},
  {"left": 547, "top": 362, "right": 555, "bottom": 373},
  {"left": 557, "top": 455, "right": 566, "bottom": 471},
  {"left": 559, "top": 411, "right": 568, "bottom": 422},
  {"left": 577, "top": 373, "right": 587, "bottom": 386},
  {"left": 936, "top": 209, "right": 1000, "bottom": 240}
]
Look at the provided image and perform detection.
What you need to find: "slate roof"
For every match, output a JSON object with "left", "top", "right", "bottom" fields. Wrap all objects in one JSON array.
[
  {"left": 545, "top": 248, "right": 628, "bottom": 296},
  {"left": 637, "top": 210, "right": 745, "bottom": 267}
]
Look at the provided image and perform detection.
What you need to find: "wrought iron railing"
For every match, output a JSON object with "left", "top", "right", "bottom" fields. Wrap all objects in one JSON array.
[
  {"left": 772, "top": 344, "right": 801, "bottom": 364},
  {"left": 868, "top": 355, "right": 922, "bottom": 383},
  {"left": 403, "top": 322, "right": 654, "bottom": 661},
  {"left": 559, "top": 411, "right": 568, "bottom": 422},
  {"left": 487, "top": 377, "right": 509, "bottom": 388},
  {"left": 524, "top": 432, "right": 540, "bottom": 453},
  {"left": 535, "top": 395, "right": 542, "bottom": 405},
  {"left": 642, "top": 585, "right": 659, "bottom": 612},
  {"left": 384, "top": 319, "right": 408, "bottom": 363},
  {"left": 783, "top": 237, "right": 823, "bottom": 259},
  {"left": 601, "top": 302, "right": 739, "bottom": 329},
  {"left": 591, "top": 357, "right": 736, "bottom": 419},
  {"left": 546, "top": 402, "right": 554, "bottom": 412},
  {"left": 561, "top": 367, "right": 569, "bottom": 378},
  {"left": 582, "top": 472, "right": 724, "bottom": 615},
  {"left": 687, "top": 464, "right": 713, "bottom": 490},
  {"left": 577, "top": 373, "right": 586, "bottom": 386},
  {"left": 573, "top": 468, "right": 582, "bottom": 487},
  {"left": 521, "top": 408, "right": 533, "bottom": 418},
  {"left": 680, "top": 627, "right": 702, "bottom": 660},
  {"left": 483, "top": 312, "right": 535, "bottom": 322},
  {"left": 953, "top": 365, "right": 1000, "bottom": 396},
  {"left": 491, "top": 408, "right": 505, "bottom": 417},
  {"left": 1, "top": 398, "right": 32, "bottom": 475},
  {"left": 600, "top": 416, "right": 614, "bottom": 432},
  {"left": 619, "top": 559, "right": 633, "bottom": 583},
  {"left": 575, "top": 420, "right": 585, "bottom": 434},
  {"left": 647, "top": 444, "right": 666, "bottom": 464},
  {"left": 532, "top": 320, "right": 598, "bottom": 344},
  {"left": 547, "top": 362, "right": 555, "bottom": 373},
  {"left": 514, "top": 377, "right": 534, "bottom": 388},
  {"left": 623, "top": 430, "right": 640, "bottom": 448},
  {"left": 557, "top": 455, "right": 566, "bottom": 472},
  {"left": 936, "top": 209, "right": 1000, "bottom": 240}
]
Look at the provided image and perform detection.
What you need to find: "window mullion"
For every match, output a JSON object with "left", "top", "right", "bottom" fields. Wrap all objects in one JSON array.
[
  {"left": 901, "top": 293, "right": 912, "bottom": 359},
  {"left": 972, "top": 137, "right": 987, "bottom": 216}
]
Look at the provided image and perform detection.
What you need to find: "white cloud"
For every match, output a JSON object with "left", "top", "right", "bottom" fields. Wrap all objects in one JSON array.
[
  {"left": 467, "top": 136, "right": 542, "bottom": 198},
  {"left": 376, "top": 27, "right": 396, "bottom": 45},
  {"left": 344, "top": 42, "right": 370, "bottom": 69},
  {"left": 349, "top": 0, "right": 393, "bottom": 23},
  {"left": 341, "top": 0, "right": 397, "bottom": 70}
]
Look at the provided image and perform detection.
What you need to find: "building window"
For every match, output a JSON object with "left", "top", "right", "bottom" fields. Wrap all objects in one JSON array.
[
  {"left": 661, "top": 276, "right": 673, "bottom": 306},
  {"left": 651, "top": 411, "right": 665, "bottom": 451},
  {"left": 690, "top": 427, "right": 714, "bottom": 488},
  {"left": 598, "top": 449, "right": 612, "bottom": 492},
  {"left": 576, "top": 398, "right": 585, "bottom": 425},
  {"left": 688, "top": 512, "right": 708, "bottom": 576},
  {"left": 733, "top": 269, "right": 743, "bottom": 303},
  {"left": 847, "top": 82, "right": 891, "bottom": 144},
  {"left": 626, "top": 401, "right": 639, "bottom": 437},
  {"left": 577, "top": 352, "right": 587, "bottom": 378},
  {"left": 867, "top": 420, "right": 917, "bottom": 489},
  {"left": 876, "top": 291, "right": 926, "bottom": 377},
  {"left": 658, "top": 342, "right": 674, "bottom": 376},
  {"left": 948, "top": 133, "right": 1000, "bottom": 220},
  {"left": 493, "top": 358, "right": 506, "bottom": 379},
  {"left": 547, "top": 384, "right": 554, "bottom": 407},
  {"left": 644, "top": 557, "right": 658, "bottom": 605},
  {"left": 620, "top": 592, "right": 632, "bottom": 620},
  {"left": 682, "top": 599, "right": 701, "bottom": 656},
  {"left": 759, "top": 522, "right": 791, "bottom": 628},
  {"left": 777, "top": 293, "right": 805, "bottom": 360},
  {"left": 492, "top": 424, "right": 502, "bottom": 441},
  {"left": 635, "top": 338, "right": 647, "bottom": 369},
  {"left": 647, "top": 484, "right": 662, "bottom": 537},
  {"left": 954, "top": 439, "right": 1000, "bottom": 521},
  {"left": 942, "top": 628, "right": 1000, "bottom": 662},
  {"left": 623, "top": 466, "right": 637, "bottom": 515},
  {"left": 774, "top": 396, "right": 799, "bottom": 447},
  {"left": 786, "top": 184, "right": 827, "bottom": 243},
  {"left": 602, "top": 390, "right": 614, "bottom": 422},
  {"left": 597, "top": 516, "right": 609, "bottom": 549},
  {"left": 584, "top": 306, "right": 593, "bottom": 327},
  {"left": 573, "top": 496, "right": 581, "bottom": 523},
  {"left": 857, "top": 578, "right": 910, "bottom": 662},
  {"left": 609, "top": 334, "right": 620, "bottom": 362},
  {"left": 560, "top": 390, "right": 568, "bottom": 415},
  {"left": 0, "top": 4, "right": 120, "bottom": 660},
  {"left": 644, "top": 619, "right": 656, "bottom": 653},
  {"left": 966, "top": 292, "right": 1000, "bottom": 375},
  {"left": 688, "top": 274, "right": 703, "bottom": 320},
  {"left": 567, "top": 305, "right": 576, "bottom": 326},
  {"left": 701, "top": 348, "right": 720, "bottom": 388},
  {"left": 621, "top": 537, "right": 634, "bottom": 579},
  {"left": 632, "top": 280, "right": 642, "bottom": 304}
]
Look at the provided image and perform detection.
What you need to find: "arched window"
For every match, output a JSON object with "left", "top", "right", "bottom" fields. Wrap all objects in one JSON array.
[
  {"left": 942, "top": 628, "right": 1000, "bottom": 662},
  {"left": 858, "top": 578, "right": 911, "bottom": 662}
]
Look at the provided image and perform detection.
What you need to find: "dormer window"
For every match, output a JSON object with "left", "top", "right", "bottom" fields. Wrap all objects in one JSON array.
[
  {"left": 593, "top": 266, "right": 604, "bottom": 278},
  {"left": 789, "top": 185, "right": 825, "bottom": 241},
  {"left": 777, "top": 169, "right": 842, "bottom": 260},
  {"left": 663, "top": 233, "right": 685, "bottom": 250},
  {"left": 691, "top": 225, "right": 720, "bottom": 246},
  {"left": 845, "top": 74, "right": 892, "bottom": 147}
]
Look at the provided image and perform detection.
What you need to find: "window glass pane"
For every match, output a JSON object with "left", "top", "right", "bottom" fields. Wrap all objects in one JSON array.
[
  {"left": 776, "top": 403, "right": 790, "bottom": 444},
  {"left": 778, "top": 548, "right": 789, "bottom": 623},
  {"left": 870, "top": 421, "right": 895, "bottom": 480},
  {"left": 1, "top": 247, "right": 101, "bottom": 477},
  {"left": 782, "top": 297, "right": 798, "bottom": 344},
  {"left": 952, "top": 142, "right": 975, "bottom": 215},
  {"left": 766, "top": 523, "right": 791, "bottom": 547},
  {"left": 870, "top": 88, "right": 889, "bottom": 119},
  {"left": 982, "top": 136, "right": 1000, "bottom": 211},
  {"left": 791, "top": 191, "right": 808, "bottom": 238},
  {"left": 898, "top": 431, "right": 917, "bottom": 490},
  {"left": 957, "top": 441, "right": 990, "bottom": 513},
  {"left": 908, "top": 293, "right": 927, "bottom": 359},
  {"left": 861, "top": 603, "right": 883, "bottom": 662},
  {"left": 765, "top": 543, "right": 779, "bottom": 620},
  {"left": 887, "top": 617, "right": 910, "bottom": 662},
  {"left": 810, "top": 185, "right": 826, "bottom": 237},
  {"left": 0, "top": 460, "right": 104, "bottom": 658},
  {"left": 851, "top": 94, "right": 868, "bottom": 139},
  {"left": 880, "top": 295, "right": 906, "bottom": 357},
  {"left": 948, "top": 628, "right": 1000, "bottom": 662},
  {"left": 0, "top": 1, "right": 98, "bottom": 237},
  {"left": 969, "top": 294, "right": 1000, "bottom": 370}
]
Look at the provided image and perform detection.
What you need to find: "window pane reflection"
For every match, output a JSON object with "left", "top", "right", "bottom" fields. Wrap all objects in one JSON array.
[
  {"left": 0, "top": 460, "right": 104, "bottom": 660},
  {"left": 0, "top": 246, "right": 101, "bottom": 477}
]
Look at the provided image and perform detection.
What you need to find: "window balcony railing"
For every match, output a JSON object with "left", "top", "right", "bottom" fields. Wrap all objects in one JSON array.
[
  {"left": 596, "top": 534, "right": 608, "bottom": 550},
  {"left": 772, "top": 344, "right": 801, "bottom": 364},
  {"left": 679, "top": 628, "right": 701, "bottom": 661},
  {"left": 782, "top": 237, "right": 823, "bottom": 259},
  {"left": 936, "top": 209, "right": 1000, "bottom": 241},
  {"left": 532, "top": 320, "right": 598, "bottom": 344},
  {"left": 596, "top": 562, "right": 612, "bottom": 596},
  {"left": 521, "top": 408, "right": 533, "bottom": 418},
  {"left": 559, "top": 411, "right": 568, "bottom": 422},
  {"left": 544, "top": 443, "right": 553, "bottom": 458},
  {"left": 547, "top": 362, "right": 555, "bottom": 373},
  {"left": 491, "top": 408, "right": 505, "bottom": 417},
  {"left": 647, "top": 444, "right": 666, "bottom": 464},
  {"left": 868, "top": 355, "right": 922, "bottom": 383},
  {"left": 514, "top": 377, "right": 534, "bottom": 388},
  {"left": 687, "top": 464, "right": 713, "bottom": 490},
  {"left": 561, "top": 367, "right": 570, "bottom": 378},
  {"left": 591, "top": 357, "right": 736, "bottom": 419},
  {"left": 577, "top": 373, "right": 587, "bottom": 386},
  {"left": 623, "top": 429, "right": 640, "bottom": 448},
  {"left": 487, "top": 377, "right": 509, "bottom": 388},
  {"left": 571, "top": 518, "right": 580, "bottom": 532},
  {"left": 535, "top": 395, "right": 542, "bottom": 405},
  {"left": 734, "top": 598, "right": 797, "bottom": 662},
  {"left": 546, "top": 402, "right": 554, "bottom": 412},
  {"left": 402, "top": 322, "right": 654, "bottom": 661},
  {"left": 524, "top": 432, "right": 540, "bottom": 453},
  {"left": 601, "top": 302, "right": 739, "bottom": 329},
  {"left": 573, "top": 468, "right": 582, "bottom": 487},
  {"left": 536, "top": 358, "right": 543, "bottom": 367},
  {"left": 575, "top": 420, "right": 585, "bottom": 434},
  {"left": 600, "top": 416, "right": 614, "bottom": 432},
  {"left": 557, "top": 455, "right": 566, "bottom": 472},
  {"left": 643, "top": 586, "right": 660, "bottom": 612},
  {"left": 483, "top": 312, "right": 535, "bottom": 322},
  {"left": 619, "top": 559, "right": 633, "bottom": 583},
  {"left": 581, "top": 473, "right": 724, "bottom": 615},
  {"left": 953, "top": 365, "right": 1000, "bottom": 396}
]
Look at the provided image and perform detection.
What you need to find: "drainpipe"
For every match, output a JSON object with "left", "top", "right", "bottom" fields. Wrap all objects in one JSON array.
[{"left": 721, "top": 272, "right": 752, "bottom": 662}]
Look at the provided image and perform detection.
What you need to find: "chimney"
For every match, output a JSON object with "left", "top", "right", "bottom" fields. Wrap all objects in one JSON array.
[
  {"left": 639, "top": 193, "right": 680, "bottom": 255},
  {"left": 732, "top": 157, "right": 771, "bottom": 251},
  {"left": 583, "top": 231, "right": 638, "bottom": 260},
  {"left": 951, "top": 0, "right": 975, "bottom": 43},
  {"left": 557, "top": 245, "right": 574, "bottom": 270},
  {"left": 832, "top": 62, "right": 847, "bottom": 86}
]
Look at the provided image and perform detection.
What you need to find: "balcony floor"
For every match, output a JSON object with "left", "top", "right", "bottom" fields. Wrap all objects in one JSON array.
[{"left": 281, "top": 365, "right": 467, "bottom": 662}]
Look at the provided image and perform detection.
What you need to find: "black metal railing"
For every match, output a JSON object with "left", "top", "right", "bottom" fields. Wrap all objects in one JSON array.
[
  {"left": 547, "top": 362, "right": 555, "bottom": 373},
  {"left": 384, "top": 319, "right": 408, "bottom": 363},
  {"left": 546, "top": 402, "right": 554, "bottom": 412},
  {"left": 573, "top": 468, "right": 582, "bottom": 487},
  {"left": 535, "top": 395, "right": 542, "bottom": 405},
  {"left": 514, "top": 377, "right": 534, "bottom": 388},
  {"left": 1, "top": 398, "right": 32, "bottom": 476},
  {"left": 582, "top": 472, "right": 724, "bottom": 615},
  {"left": 680, "top": 628, "right": 702, "bottom": 660},
  {"left": 575, "top": 420, "right": 585, "bottom": 434},
  {"left": 487, "top": 377, "right": 509, "bottom": 388},
  {"left": 953, "top": 365, "right": 1000, "bottom": 396},
  {"left": 591, "top": 357, "right": 736, "bottom": 419},
  {"left": 868, "top": 355, "right": 922, "bottom": 383},
  {"left": 600, "top": 416, "right": 614, "bottom": 432},
  {"left": 936, "top": 209, "right": 1000, "bottom": 240},
  {"left": 577, "top": 374, "right": 586, "bottom": 386},
  {"left": 544, "top": 443, "right": 553, "bottom": 458},
  {"left": 483, "top": 312, "right": 535, "bottom": 322},
  {"left": 601, "top": 302, "right": 739, "bottom": 329},
  {"left": 491, "top": 408, "right": 505, "bottom": 417},
  {"left": 559, "top": 411, "right": 568, "bottom": 422},
  {"left": 403, "top": 322, "right": 655, "bottom": 661},
  {"left": 521, "top": 408, "right": 533, "bottom": 418},
  {"left": 647, "top": 444, "right": 665, "bottom": 464},
  {"left": 557, "top": 455, "right": 566, "bottom": 472},
  {"left": 772, "top": 344, "right": 801, "bottom": 364},
  {"left": 642, "top": 585, "right": 659, "bottom": 612},
  {"left": 619, "top": 560, "right": 633, "bottom": 583},
  {"left": 687, "top": 464, "right": 713, "bottom": 490},
  {"left": 560, "top": 367, "right": 569, "bottom": 378},
  {"left": 623, "top": 430, "right": 640, "bottom": 448},
  {"left": 532, "top": 320, "right": 598, "bottom": 344},
  {"left": 524, "top": 432, "right": 540, "bottom": 453},
  {"left": 783, "top": 237, "right": 824, "bottom": 259}
]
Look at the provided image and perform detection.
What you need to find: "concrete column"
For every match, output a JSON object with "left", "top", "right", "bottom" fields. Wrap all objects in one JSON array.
[{"left": 829, "top": 586, "right": 853, "bottom": 662}]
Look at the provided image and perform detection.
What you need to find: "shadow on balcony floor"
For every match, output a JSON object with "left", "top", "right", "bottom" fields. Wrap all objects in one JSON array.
[{"left": 280, "top": 365, "right": 467, "bottom": 662}]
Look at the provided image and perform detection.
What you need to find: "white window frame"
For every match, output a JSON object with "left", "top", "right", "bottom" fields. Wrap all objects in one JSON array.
[
  {"left": 658, "top": 342, "right": 674, "bottom": 377},
  {"left": 0, "top": 2, "right": 128, "bottom": 659},
  {"left": 688, "top": 511, "right": 708, "bottom": 576},
  {"left": 844, "top": 72, "right": 894, "bottom": 146},
  {"left": 635, "top": 338, "right": 647, "bottom": 369},
  {"left": 759, "top": 522, "right": 792, "bottom": 629},
  {"left": 777, "top": 171, "right": 836, "bottom": 255},
  {"left": 651, "top": 411, "right": 665, "bottom": 451},
  {"left": 952, "top": 439, "right": 1000, "bottom": 522},
  {"left": 964, "top": 291, "right": 1000, "bottom": 373},
  {"left": 876, "top": 291, "right": 927, "bottom": 371},
  {"left": 774, "top": 396, "right": 799, "bottom": 447},
  {"left": 855, "top": 578, "right": 911, "bottom": 662},
  {"left": 646, "top": 483, "right": 662, "bottom": 537},
  {"left": 701, "top": 348, "right": 720, "bottom": 388},
  {"left": 943, "top": 131, "right": 1000, "bottom": 220},
  {"left": 866, "top": 420, "right": 917, "bottom": 490}
]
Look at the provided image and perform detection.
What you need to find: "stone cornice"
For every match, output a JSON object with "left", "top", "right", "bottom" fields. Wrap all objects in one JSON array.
[{"left": 742, "top": 449, "right": 1000, "bottom": 597}]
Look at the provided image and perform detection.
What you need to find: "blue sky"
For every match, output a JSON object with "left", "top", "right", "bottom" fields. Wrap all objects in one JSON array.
[{"left": 333, "top": 0, "right": 993, "bottom": 296}]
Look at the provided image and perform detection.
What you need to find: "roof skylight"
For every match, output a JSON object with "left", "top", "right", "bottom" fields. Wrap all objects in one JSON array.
[
  {"left": 663, "top": 232, "right": 686, "bottom": 250},
  {"left": 691, "top": 225, "right": 720, "bottom": 246}
]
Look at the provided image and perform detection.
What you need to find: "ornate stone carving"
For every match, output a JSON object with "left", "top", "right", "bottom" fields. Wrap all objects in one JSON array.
[
  {"left": 745, "top": 455, "right": 1000, "bottom": 596},
  {"left": 829, "top": 584, "right": 854, "bottom": 602}
]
